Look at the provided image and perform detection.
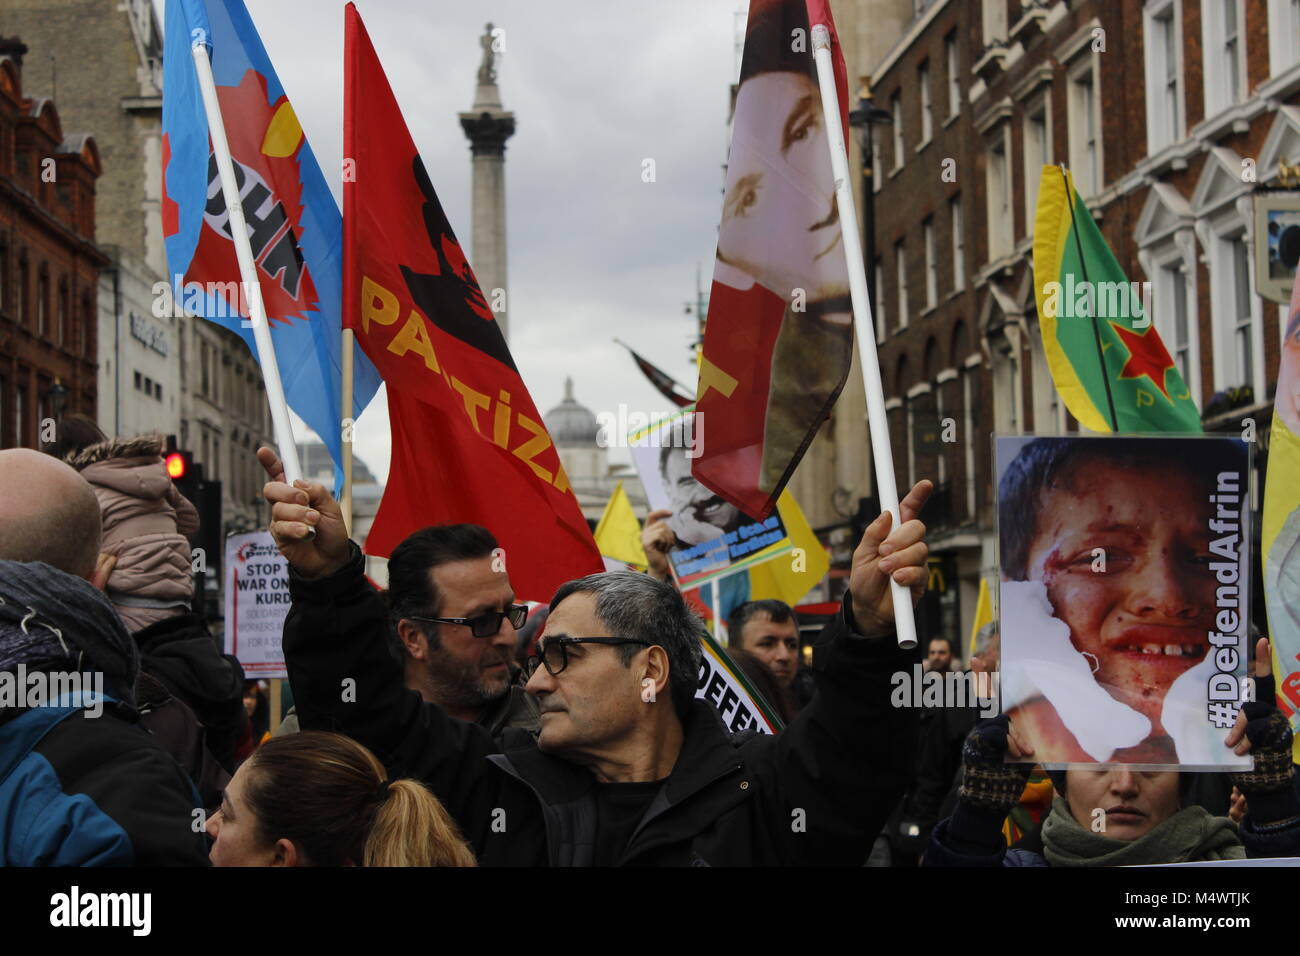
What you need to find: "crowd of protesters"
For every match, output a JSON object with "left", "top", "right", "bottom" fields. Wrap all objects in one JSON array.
[{"left": 0, "top": 418, "right": 1296, "bottom": 866}]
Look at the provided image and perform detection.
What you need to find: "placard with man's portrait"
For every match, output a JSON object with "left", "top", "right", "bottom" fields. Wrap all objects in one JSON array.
[
  {"left": 629, "top": 408, "right": 793, "bottom": 590},
  {"left": 996, "top": 435, "right": 1253, "bottom": 770}
]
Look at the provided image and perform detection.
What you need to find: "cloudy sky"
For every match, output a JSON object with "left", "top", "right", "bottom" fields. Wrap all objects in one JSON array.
[{"left": 170, "top": 0, "right": 746, "bottom": 482}]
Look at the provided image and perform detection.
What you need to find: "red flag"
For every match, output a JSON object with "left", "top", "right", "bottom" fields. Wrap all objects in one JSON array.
[
  {"left": 692, "top": 0, "right": 853, "bottom": 520},
  {"left": 343, "top": 3, "right": 601, "bottom": 600}
]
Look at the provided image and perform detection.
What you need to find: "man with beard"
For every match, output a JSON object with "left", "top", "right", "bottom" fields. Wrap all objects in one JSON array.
[{"left": 384, "top": 523, "right": 539, "bottom": 736}]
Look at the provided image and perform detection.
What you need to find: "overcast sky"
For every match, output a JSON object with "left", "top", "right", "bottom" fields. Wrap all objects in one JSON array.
[{"left": 165, "top": 0, "right": 745, "bottom": 483}]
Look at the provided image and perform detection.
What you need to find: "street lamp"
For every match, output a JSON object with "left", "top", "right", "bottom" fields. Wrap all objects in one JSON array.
[
  {"left": 45, "top": 379, "right": 69, "bottom": 422},
  {"left": 847, "top": 80, "right": 892, "bottom": 310}
]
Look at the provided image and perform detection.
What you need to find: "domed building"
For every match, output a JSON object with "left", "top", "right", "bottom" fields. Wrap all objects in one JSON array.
[{"left": 544, "top": 377, "right": 646, "bottom": 526}]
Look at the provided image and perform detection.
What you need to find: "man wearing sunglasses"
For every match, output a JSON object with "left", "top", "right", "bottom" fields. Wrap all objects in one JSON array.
[
  {"left": 261, "top": 446, "right": 930, "bottom": 866},
  {"left": 386, "top": 524, "right": 540, "bottom": 736}
]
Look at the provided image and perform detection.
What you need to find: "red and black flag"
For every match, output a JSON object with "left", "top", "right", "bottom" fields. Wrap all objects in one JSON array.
[
  {"left": 616, "top": 340, "right": 693, "bottom": 408},
  {"left": 343, "top": 3, "right": 601, "bottom": 601},
  {"left": 692, "top": 0, "right": 853, "bottom": 520}
]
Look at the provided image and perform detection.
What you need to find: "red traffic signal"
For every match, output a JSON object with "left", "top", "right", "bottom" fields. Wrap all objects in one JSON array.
[{"left": 165, "top": 452, "right": 187, "bottom": 480}]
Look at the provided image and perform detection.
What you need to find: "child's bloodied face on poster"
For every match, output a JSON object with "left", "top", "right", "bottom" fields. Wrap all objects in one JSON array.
[
  {"left": 1020, "top": 460, "right": 1217, "bottom": 758},
  {"left": 716, "top": 71, "right": 847, "bottom": 303}
]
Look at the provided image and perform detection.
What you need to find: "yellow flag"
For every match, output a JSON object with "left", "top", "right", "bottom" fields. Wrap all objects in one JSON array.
[
  {"left": 594, "top": 482, "right": 648, "bottom": 570},
  {"left": 968, "top": 576, "right": 992, "bottom": 658},
  {"left": 747, "top": 490, "right": 828, "bottom": 606}
]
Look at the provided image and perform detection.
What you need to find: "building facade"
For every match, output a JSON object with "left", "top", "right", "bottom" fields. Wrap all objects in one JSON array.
[
  {"left": 5, "top": 0, "right": 275, "bottom": 570},
  {"left": 0, "top": 40, "right": 105, "bottom": 449}
]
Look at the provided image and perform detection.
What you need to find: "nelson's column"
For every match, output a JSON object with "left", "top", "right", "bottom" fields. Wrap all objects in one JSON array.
[{"left": 459, "top": 23, "right": 515, "bottom": 340}]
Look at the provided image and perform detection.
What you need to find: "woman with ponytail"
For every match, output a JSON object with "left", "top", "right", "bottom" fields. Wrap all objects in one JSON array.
[{"left": 206, "top": 731, "right": 475, "bottom": 866}]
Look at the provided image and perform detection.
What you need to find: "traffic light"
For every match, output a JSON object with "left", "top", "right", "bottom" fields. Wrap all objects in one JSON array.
[{"left": 163, "top": 435, "right": 223, "bottom": 620}]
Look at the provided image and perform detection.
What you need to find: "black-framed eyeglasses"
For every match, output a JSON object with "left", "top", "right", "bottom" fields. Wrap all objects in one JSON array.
[
  {"left": 524, "top": 637, "right": 653, "bottom": 679},
  {"left": 408, "top": 604, "right": 529, "bottom": 639}
]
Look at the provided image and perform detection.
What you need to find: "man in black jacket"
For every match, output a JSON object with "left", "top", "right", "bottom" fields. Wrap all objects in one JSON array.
[{"left": 261, "top": 448, "right": 931, "bottom": 865}]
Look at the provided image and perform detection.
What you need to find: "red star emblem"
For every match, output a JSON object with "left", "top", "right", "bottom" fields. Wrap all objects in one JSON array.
[{"left": 1110, "top": 322, "right": 1176, "bottom": 401}]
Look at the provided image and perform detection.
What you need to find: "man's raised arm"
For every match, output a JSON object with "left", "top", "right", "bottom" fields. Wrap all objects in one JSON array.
[{"left": 256, "top": 448, "right": 500, "bottom": 804}]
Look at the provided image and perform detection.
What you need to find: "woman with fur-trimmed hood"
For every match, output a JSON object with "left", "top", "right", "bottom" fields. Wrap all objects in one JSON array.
[{"left": 66, "top": 432, "right": 200, "bottom": 633}]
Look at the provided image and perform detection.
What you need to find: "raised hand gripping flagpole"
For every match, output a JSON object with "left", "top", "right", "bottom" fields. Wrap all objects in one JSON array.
[
  {"left": 190, "top": 32, "right": 305, "bottom": 487},
  {"left": 811, "top": 23, "right": 917, "bottom": 650}
]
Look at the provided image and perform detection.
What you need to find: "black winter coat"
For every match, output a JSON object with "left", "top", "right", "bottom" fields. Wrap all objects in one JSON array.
[
  {"left": 133, "top": 613, "right": 247, "bottom": 771},
  {"left": 283, "top": 544, "right": 920, "bottom": 866}
]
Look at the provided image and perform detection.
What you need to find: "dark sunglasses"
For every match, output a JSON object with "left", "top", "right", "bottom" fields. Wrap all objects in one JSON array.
[
  {"left": 408, "top": 603, "right": 529, "bottom": 639},
  {"left": 524, "top": 637, "right": 652, "bottom": 678}
]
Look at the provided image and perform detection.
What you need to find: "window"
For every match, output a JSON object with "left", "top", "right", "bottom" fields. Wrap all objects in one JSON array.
[
  {"left": 17, "top": 259, "right": 27, "bottom": 327},
  {"left": 36, "top": 270, "right": 48, "bottom": 338},
  {"left": 0, "top": 247, "right": 6, "bottom": 314},
  {"left": 1023, "top": 99, "right": 1051, "bottom": 227},
  {"left": 15, "top": 384, "right": 26, "bottom": 447},
  {"left": 962, "top": 366, "right": 976, "bottom": 517},
  {"left": 950, "top": 196, "right": 965, "bottom": 291},
  {"left": 1159, "top": 262, "right": 1193, "bottom": 385},
  {"left": 155, "top": 382, "right": 163, "bottom": 401},
  {"left": 896, "top": 240, "right": 908, "bottom": 329},
  {"left": 1269, "top": 0, "right": 1300, "bottom": 75},
  {"left": 1232, "top": 238, "right": 1254, "bottom": 387},
  {"left": 1204, "top": 0, "right": 1246, "bottom": 115},
  {"left": 924, "top": 217, "right": 937, "bottom": 309},
  {"left": 57, "top": 282, "right": 68, "bottom": 347},
  {"left": 201, "top": 342, "right": 210, "bottom": 397},
  {"left": 1068, "top": 64, "right": 1100, "bottom": 197},
  {"left": 919, "top": 61, "right": 933, "bottom": 145},
  {"left": 1144, "top": 1, "right": 1183, "bottom": 153},
  {"left": 986, "top": 129, "right": 1013, "bottom": 260},
  {"left": 134, "top": 371, "right": 142, "bottom": 391},
  {"left": 80, "top": 296, "right": 91, "bottom": 357},
  {"left": 891, "top": 92, "right": 904, "bottom": 170},
  {"left": 946, "top": 33, "right": 961, "bottom": 117},
  {"left": 875, "top": 259, "right": 886, "bottom": 342}
]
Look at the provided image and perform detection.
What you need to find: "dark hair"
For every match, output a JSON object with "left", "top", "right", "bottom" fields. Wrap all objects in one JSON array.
[
  {"left": 41, "top": 412, "right": 106, "bottom": 460},
  {"left": 242, "top": 731, "right": 475, "bottom": 866},
  {"left": 738, "top": 1, "right": 815, "bottom": 85},
  {"left": 998, "top": 437, "right": 1245, "bottom": 580},
  {"left": 385, "top": 524, "right": 499, "bottom": 658},
  {"left": 927, "top": 635, "right": 954, "bottom": 655},
  {"left": 726, "top": 647, "right": 797, "bottom": 724},
  {"left": 549, "top": 572, "right": 704, "bottom": 721},
  {"left": 728, "top": 599, "right": 795, "bottom": 648}
]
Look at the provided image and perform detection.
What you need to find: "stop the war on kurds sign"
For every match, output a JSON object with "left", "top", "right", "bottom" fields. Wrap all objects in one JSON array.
[{"left": 224, "top": 531, "right": 290, "bottom": 679}]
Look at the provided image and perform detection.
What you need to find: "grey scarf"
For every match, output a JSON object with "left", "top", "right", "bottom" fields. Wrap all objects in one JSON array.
[{"left": 0, "top": 560, "right": 139, "bottom": 707}]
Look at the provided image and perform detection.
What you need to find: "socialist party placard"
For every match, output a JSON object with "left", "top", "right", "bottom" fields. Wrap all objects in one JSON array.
[{"left": 224, "top": 531, "right": 291, "bottom": 679}]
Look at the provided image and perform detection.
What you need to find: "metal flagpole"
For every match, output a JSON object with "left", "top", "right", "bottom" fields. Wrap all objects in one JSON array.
[
  {"left": 811, "top": 23, "right": 918, "bottom": 650},
  {"left": 191, "top": 39, "right": 305, "bottom": 486}
]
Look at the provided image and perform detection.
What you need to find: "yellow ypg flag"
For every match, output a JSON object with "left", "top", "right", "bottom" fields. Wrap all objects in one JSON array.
[
  {"left": 968, "top": 576, "right": 992, "bottom": 659},
  {"left": 1264, "top": 266, "right": 1300, "bottom": 759},
  {"left": 748, "top": 490, "right": 829, "bottom": 606},
  {"left": 594, "top": 482, "right": 648, "bottom": 571}
]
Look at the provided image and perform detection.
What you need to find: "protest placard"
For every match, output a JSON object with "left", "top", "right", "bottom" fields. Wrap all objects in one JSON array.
[
  {"left": 996, "top": 435, "right": 1252, "bottom": 769},
  {"left": 223, "top": 531, "right": 291, "bottom": 679},
  {"left": 630, "top": 407, "right": 793, "bottom": 590}
]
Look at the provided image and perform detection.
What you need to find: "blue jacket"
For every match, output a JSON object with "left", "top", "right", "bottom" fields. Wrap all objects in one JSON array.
[{"left": 0, "top": 693, "right": 209, "bottom": 866}]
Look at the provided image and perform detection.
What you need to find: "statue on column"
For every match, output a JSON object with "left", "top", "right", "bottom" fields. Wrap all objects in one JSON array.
[{"left": 477, "top": 23, "right": 498, "bottom": 87}]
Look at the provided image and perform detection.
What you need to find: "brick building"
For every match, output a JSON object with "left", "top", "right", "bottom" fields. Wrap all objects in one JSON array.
[
  {"left": 0, "top": 40, "right": 106, "bottom": 449},
  {"left": 869, "top": 0, "right": 1300, "bottom": 645}
]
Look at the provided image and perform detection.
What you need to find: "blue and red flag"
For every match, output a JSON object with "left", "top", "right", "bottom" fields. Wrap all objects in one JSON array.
[{"left": 162, "top": 0, "right": 379, "bottom": 491}]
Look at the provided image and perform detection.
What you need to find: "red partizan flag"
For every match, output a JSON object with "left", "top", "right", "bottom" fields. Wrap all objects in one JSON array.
[
  {"left": 343, "top": 3, "right": 601, "bottom": 600},
  {"left": 692, "top": 0, "right": 853, "bottom": 519}
]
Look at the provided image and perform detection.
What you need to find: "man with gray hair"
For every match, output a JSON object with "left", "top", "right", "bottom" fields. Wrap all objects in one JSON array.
[
  {"left": 263, "top": 447, "right": 932, "bottom": 865},
  {"left": 0, "top": 448, "right": 208, "bottom": 864}
]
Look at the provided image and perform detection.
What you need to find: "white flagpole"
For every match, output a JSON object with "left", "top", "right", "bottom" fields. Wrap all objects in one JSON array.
[
  {"left": 811, "top": 24, "right": 918, "bottom": 650},
  {"left": 710, "top": 577, "right": 723, "bottom": 643},
  {"left": 191, "top": 39, "right": 305, "bottom": 486}
]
